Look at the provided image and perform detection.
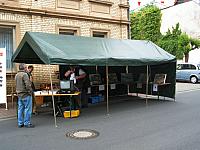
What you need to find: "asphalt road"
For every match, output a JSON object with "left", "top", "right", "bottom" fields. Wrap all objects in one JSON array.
[
  {"left": 0, "top": 83, "right": 200, "bottom": 150},
  {"left": 176, "top": 82, "right": 200, "bottom": 93}
]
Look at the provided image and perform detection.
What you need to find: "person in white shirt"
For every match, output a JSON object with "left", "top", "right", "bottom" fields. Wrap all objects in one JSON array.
[{"left": 64, "top": 66, "right": 88, "bottom": 109}]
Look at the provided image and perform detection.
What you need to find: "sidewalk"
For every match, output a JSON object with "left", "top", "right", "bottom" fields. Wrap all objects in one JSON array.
[
  {"left": 0, "top": 102, "right": 17, "bottom": 120},
  {"left": 0, "top": 101, "right": 52, "bottom": 120}
]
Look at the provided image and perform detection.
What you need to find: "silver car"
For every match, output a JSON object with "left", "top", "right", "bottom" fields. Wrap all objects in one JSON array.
[{"left": 176, "top": 63, "right": 200, "bottom": 84}]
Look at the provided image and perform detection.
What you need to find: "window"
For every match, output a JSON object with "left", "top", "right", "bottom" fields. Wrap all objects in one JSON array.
[
  {"left": 177, "top": 64, "right": 197, "bottom": 70},
  {"left": 189, "top": 64, "right": 196, "bottom": 70},
  {"left": 92, "top": 31, "right": 108, "bottom": 38},
  {"left": 58, "top": 26, "right": 80, "bottom": 36},
  {"left": 176, "top": 64, "right": 182, "bottom": 70},
  {"left": 181, "top": 64, "right": 190, "bottom": 70},
  {"left": 197, "top": 65, "right": 200, "bottom": 70},
  {"left": 0, "top": 26, "right": 14, "bottom": 71},
  {"left": 59, "top": 29, "right": 77, "bottom": 36}
]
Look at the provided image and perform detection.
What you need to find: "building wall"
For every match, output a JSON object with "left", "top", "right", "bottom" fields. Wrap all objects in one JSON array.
[{"left": 0, "top": 0, "right": 129, "bottom": 94}]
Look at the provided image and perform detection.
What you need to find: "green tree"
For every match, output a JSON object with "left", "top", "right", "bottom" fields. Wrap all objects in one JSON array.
[
  {"left": 158, "top": 23, "right": 200, "bottom": 61},
  {"left": 158, "top": 23, "right": 182, "bottom": 57},
  {"left": 177, "top": 33, "right": 190, "bottom": 61},
  {"left": 190, "top": 38, "right": 200, "bottom": 50},
  {"left": 130, "top": 5, "right": 162, "bottom": 43},
  {"left": 184, "top": 37, "right": 200, "bottom": 62}
]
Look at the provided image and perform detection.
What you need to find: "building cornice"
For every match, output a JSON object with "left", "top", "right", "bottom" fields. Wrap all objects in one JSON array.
[
  {"left": 0, "top": 5, "right": 129, "bottom": 25},
  {"left": 118, "top": 4, "right": 129, "bottom": 8}
]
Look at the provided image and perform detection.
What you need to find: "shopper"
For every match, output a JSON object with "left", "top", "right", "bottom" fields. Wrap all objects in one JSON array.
[
  {"left": 15, "top": 63, "right": 34, "bottom": 128},
  {"left": 27, "top": 65, "right": 37, "bottom": 115}
]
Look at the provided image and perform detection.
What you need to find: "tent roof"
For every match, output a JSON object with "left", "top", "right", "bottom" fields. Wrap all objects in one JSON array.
[{"left": 12, "top": 32, "right": 176, "bottom": 66}]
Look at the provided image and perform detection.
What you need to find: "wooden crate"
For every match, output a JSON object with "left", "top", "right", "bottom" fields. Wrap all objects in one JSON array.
[{"left": 35, "top": 96, "right": 44, "bottom": 105}]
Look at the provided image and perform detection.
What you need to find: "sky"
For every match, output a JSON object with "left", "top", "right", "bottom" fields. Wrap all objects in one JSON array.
[{"left": 129, "top": 0, "right": 176, "bottom": 11}]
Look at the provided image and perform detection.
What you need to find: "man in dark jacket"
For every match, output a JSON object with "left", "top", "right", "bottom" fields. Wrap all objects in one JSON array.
[
  {"left": 27, "top": 65, "right": 37, "bottom": 115},
  {"left": 15, "top": 63, "right": 34, "bottom": 128}
]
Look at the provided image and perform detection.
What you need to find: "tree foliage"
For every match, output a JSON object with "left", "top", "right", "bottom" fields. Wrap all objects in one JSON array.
[
  {"left": 158, "top": 23, "right": 182, "bottom": 57},
  {"left": 178, "top": 33, "right": 190, "bottom": 58},
  {"left": 190, "top": 38, "right": 200, "bottom": 50},
  {"left": 130, "top": 5, "right": 162, "bottom": 43},
  {"left": 158, "top": 23, "right": 200, "bottom": 60}
]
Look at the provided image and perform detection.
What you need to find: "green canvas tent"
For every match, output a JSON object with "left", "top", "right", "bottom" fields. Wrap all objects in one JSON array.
[
  {"left": 12, "top": 32, "right": 176, "bottom": 66},
  {"left": 12, "top": 32, "right": 176, "bottom": 127}
]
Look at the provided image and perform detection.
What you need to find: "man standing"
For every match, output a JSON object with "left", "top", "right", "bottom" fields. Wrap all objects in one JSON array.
[
  {"left": 15, "top": 63, "right": 34, "bottom": 128},
  {"left": 27, "top": 65, "right": 37, "bottom": 115},
  {"left": 64, "top": 66, "right": 88, "bottom": 109}
]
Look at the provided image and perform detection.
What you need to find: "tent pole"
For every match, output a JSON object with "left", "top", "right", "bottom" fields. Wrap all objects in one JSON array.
[
  {"left": 10, "top": 63, "right": 14, "bottom": 109},
  {"left": 10, "top": 62, "right": 15, "bottom": 110},
  {"left": 126, "top": 65, "right": 129, "bottom": 94},
  {"left": 146, "top": 65, "right": 149, "bottom": 105},
  {"left": 48, "top": 64, "right": 57, "bottom": 128},
  {"left": 106, "top": 65, "right": 109, "bottom": 115},
  {"left": 95, "top": 65, "right": 98, "bottom": 73}
]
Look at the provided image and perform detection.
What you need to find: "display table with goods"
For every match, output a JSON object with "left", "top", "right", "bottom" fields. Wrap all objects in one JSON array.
[
  {"left": 88, "top": 73, "right": 128, "bottom": 104},
  {"left": 34, "top": 90, "right": 81, "bottom": 118}
]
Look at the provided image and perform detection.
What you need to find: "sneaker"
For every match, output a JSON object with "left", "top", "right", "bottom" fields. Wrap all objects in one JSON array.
[
  {"left": 18, "top": 124, "right": 24, "bottom": 128},
  {"left": 24, "top": 124, "right": 35, "bottom": 128},
  {"left": 32, "top": 112, "right": 38, "bottom": 115}
]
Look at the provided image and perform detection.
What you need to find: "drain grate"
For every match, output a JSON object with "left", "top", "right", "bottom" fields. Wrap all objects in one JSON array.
[{"left": 66, "top": 129, "right": 99, "bottom": 139}]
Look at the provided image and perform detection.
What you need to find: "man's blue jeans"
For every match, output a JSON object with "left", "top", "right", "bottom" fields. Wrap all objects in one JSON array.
[{"left": 18, "top": 95, "right": 32, "bottom": 126}]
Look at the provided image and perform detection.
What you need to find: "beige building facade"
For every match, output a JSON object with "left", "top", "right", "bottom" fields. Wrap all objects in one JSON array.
[{"left": 0, "top": 0, "right": 129, "bottom": 94}]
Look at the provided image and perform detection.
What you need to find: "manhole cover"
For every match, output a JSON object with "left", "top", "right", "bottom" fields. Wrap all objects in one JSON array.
[{"left": 66, "top": 129, "right": 99, "bottom": 139}]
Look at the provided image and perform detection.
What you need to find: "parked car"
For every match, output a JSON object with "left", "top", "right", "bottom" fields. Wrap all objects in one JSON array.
[{"left": 176, "top": 63, "right": 200, "bottom": 83}]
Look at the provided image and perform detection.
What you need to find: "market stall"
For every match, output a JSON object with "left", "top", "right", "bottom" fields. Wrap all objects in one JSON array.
[{"left": 12, "top": 32, "right": 176, "bottom": 127}]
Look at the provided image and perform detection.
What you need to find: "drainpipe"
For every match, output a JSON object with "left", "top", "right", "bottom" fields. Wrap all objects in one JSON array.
[{"left": 128, "top": 0, "right": 131, "bottom": 39}]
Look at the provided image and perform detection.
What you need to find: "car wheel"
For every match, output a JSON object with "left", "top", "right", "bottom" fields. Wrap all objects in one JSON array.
[{"left": 190, "top": 76, "right": 198, "bottom": 84}]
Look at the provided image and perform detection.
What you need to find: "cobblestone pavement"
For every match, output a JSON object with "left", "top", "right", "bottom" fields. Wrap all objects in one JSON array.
[{"left": 1, "top": 82, "right": 200, "bottom": 120}]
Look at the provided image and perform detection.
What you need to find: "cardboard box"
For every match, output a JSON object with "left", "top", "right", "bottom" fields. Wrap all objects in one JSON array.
[
  {"left": 35, "top": 96, "right": 44, "bottom": 105},
  {"left": 64, "top": 110, "right": 80, "bottom": 118}
]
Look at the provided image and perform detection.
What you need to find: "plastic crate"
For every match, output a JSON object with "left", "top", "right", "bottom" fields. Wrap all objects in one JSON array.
[
  {"left": 88, "top": 95, "right": 104, "bottom": 104},
  {"left": 63, "top": 110, "right": 80, "bottom": 118}
]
